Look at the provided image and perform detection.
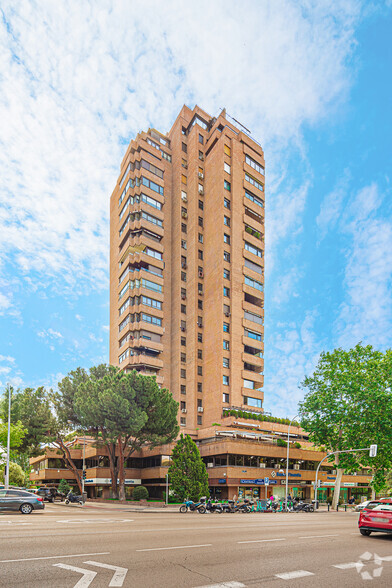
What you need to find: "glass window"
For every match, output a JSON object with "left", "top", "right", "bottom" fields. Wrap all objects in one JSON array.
[
  {"left": 223, "top": 375, "right": 229, "bottom": 386},
  {"left": 199, "top": 134, "right": 204, "bottom": 144},
  {"left": 244, "top": 396, "right": 263, "bottom": 408},
  {"left": 224, "top": 162, "right": 231, "bottom": 175},
  {"left": 198, "top": 233, "right": 203, "bottom": 243},
  {"left": 245, "top": 154, "right": 265, "bottom": 175},
  {"left": 223, "top": 340, "right": 230, "bottom": 350},
  {"left": 223, "top": 357, "right": 230, "bottom": 368},
  {"left": 224, "top": 251, "right": 230, "bottom": 262},
  {"left": 182, "top": 174, "right": 187, "bottom": 185},
  {"left": 182, "top": 142, "right": 187, "bottom": 153},
  {"left": 245, "top": 189, "right": 264, "bottom": 209},
  {"left": 198, "top": 366, "right": 202, "bottom": 376},
  {"left": 224, "top": 144, "right": 231, "bottom": 156},
  {"left": 224, "top": 215, "right": 230, "bottom": 226},
  {"left": 197, "top": 382, "right": 203, "bottom": 392},
  {"left": 224, "top": 198, "right": 231, "bottom": 209},
  {"left": 199, "top": 200, "right": 204, "bottom": 210},
  {"left": 223, "top": 322, "right": 230, "bottom": 333},
  {"left": 245, "top": 258, "right": 263, "bottom": 275},
  {"left": 223, "top": 268, "right": 230, "bottom": 279},
  {"left": 198, "top": 333, "right": 203, "bottom": 343},
  {"left": 245, "top": 328, "right": 262, "bottom": 342},
  {"left": 223, "top": 286, "right": 230, "bottom": 297},
  {"left": 197, "top": 416, "right": 203, "bottom": 425},
  {"left": 224, "top": 180, "right": 231, "bottom": 191},
  {"left": 224, "top": 233, "right": 230, "bottom": 244},
  {"left": 244, "top": 275, "right": 263, "bottom": 292},
  {"left": 223, "top": 392, "right": 230, "bottom": 403},
  {"left": 245, "top": 241, "right": 263, "bottom": 258}
]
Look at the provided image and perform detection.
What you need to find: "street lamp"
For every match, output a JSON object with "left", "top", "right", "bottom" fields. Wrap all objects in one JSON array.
[
  {"left": 5, "top": 386, "right": 11, "bottom": 491},
  {"left": 284, "top": 414, "right": 299, "bottom": 511}
]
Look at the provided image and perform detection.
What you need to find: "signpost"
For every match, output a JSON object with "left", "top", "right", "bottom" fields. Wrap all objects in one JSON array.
[{"left": 264, "top": 477, "right": 269, "bottom": 499}]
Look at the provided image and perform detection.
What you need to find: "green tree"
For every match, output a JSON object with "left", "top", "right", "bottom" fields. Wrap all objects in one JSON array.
[
  {"left": 0, "top": 420, "right": 27, "bottom": 450},
  {"left": 299, "top": 343, "right": 392, "bottom": 508},
  {"left": 58, "top": 479, "right": 71, "bottom": 495},
  {"left": 169, "top": 434, "right": 209, "bottom": 502},
  {"left": 74, "top": 367, "right": 178, "bottom": 501},
  {"left": 0, "top": 461, "right": 25, "bottom": 487}
]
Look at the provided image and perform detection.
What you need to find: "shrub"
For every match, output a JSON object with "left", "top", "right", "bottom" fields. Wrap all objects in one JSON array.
[
  {"left": 277, "top": 438, "right": 287, "bottom": 447},
  {"left": 133, "top": 486, "right": 149, "bottom": 500},
  {"left": 294, "top": 442, "right": 301, "bottom": 449}
]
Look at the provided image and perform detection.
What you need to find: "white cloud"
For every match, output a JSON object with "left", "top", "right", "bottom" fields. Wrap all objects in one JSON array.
[
  {"left": 37, "top": 328, "right": 63, "bottom": 341},
  {"left": 0, "top": 355, "right": 15, "bottom": 364},
  {"left": 316, "top": 169, "right": 351, "bottom": 240},
  {"left": 0, "top": 0, "right": 362, "bottom": 294}
]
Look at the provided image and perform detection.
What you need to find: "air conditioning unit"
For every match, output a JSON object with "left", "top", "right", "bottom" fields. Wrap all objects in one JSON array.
[
  {"left": 197, "top": 322, "right": 203, "bottom": 328},
  {"left": 181, "top": 408, "right": 187, "bottom": 413},
  {"left": 198, "top": 187, "right": 204, "bottom": 195},
  {"left": 224, "top": 312, "right": 230, "bottom": 317},
  {"left": 181, "top": 262, "right": 187, "bottom": 269},
  {"left": 293, "top": 464, "right": 300, "bottom": 470},
  {"left": 198, "top": 271, "right": 204, "bottom": 278},
  {"left": 259, "top": 463, "right": 266, "bottom": 468},
  {"left": 198, "top": 290, "right": 203, "bottom": 296},
  {"left": 198, "top": 172, "right": 204, "bottom": 179},
  {"left": 197, "top": 407, "right": 204, "bottom": 413},
  {"left": 181, "top": 195, "right": 188, "bottom": 202},
  {"left": 207, "top": 462, "right": 213, "bottom": 468},
  {"left": 183, "top": 163, "right": 188, "bottom": 169}
]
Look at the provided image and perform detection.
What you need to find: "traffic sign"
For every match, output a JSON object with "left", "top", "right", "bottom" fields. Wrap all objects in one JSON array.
[{"left": 264, "top": 477, "right": 269, "bottom": 486}]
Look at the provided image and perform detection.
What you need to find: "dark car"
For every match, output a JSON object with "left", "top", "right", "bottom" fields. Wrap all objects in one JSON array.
[
  {"left": 36, "top": 487, "right": 64, "bottom": 502},
  {"left": 0, "top": 489, "right": 45, "bottom": 514}
]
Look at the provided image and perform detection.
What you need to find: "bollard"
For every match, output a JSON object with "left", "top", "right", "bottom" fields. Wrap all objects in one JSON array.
[
  {"left": 328, "top": 504, "right": 330, "bottom": 512},
  {"left": 344, "top": 504, "right": 347, "bottom": 512},
  {"left": 337, "top": 504, "right": 339, "bottom": 512}
]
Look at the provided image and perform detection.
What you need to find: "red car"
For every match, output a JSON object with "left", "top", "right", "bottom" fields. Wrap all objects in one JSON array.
[{"left": 359, "top": 498, "right": 392, "bottom": 536}]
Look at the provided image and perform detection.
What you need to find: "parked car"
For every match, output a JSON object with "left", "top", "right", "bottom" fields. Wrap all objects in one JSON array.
[
  {"left": 358, "top": 499, "right": 392, "bottom": 536},
  {"left": 36, "top": 487, "right": 64, "bottom": 502},
  {"left": 0, "top": 488, "right": 45, "bottom": 514},
  {"left": 355, "top": 500, "right": 372, "bottom": 512}
]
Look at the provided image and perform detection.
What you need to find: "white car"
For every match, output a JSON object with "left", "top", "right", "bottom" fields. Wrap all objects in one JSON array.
[{"left": 355, "top": 500, "right": 372, "bottom": 512}]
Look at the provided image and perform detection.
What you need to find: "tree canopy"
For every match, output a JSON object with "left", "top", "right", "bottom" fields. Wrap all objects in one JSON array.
[
  {"left": 169, "top": 434, "right": 209, "bottom": 502},
  {"left": 299, "top": 343, "right": 392, "bottom": 505}
]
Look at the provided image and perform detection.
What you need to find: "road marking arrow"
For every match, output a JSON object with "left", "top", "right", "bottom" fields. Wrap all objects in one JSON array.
[
  {"left": 53, "top": 563, "right": 97, "bottom": 587},
  {"left": 84, "top": 561, "right": 128, "bottom": 587}
]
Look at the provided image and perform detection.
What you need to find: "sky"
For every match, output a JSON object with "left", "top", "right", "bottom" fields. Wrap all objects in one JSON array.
[{"left": 0, "top": 0, "right": 391, "bottom": 417}]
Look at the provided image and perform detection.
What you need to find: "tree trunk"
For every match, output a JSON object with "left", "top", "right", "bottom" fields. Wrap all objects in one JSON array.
[
  {"left": 55, "top": 436, "right": 83, "bottom": 494},
  {"left": 118, "top": 435, "right": 126, "bottom": 502},
  {"left": 332, "top": 466, "right": 344, "bottom": 509},
  {"left": 106, "top": 442, "right": 118, "bottom": 499}
]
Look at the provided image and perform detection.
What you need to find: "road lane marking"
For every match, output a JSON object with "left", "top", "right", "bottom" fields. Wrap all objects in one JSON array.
[
  {"left": 237, "top": 538, "right": 285, "bottom": 544},
  {"left": 275, "top": 570, "right": 314, "bottom": 580},
  {"left": 0, "top": 552, "right": 110, "bottom": 563},
  {"left": 56, "top": 519, "right": 134, "bottom": 524},
  {"left": 84, "top": 561, "right": 128, "bottom": 587},
  {"left": 298, "top": 534, "right": 339, "bottom": 539},
  {"left": 136, "top": 543, "right": 212, "bottom": 552},
  {"left": 53, "top": 563, "right": 96, "bottom": 588},
  {"left": 195, "top": 583, "right": 246, "bottom": 588},
  {"left": 332, "top": 562, "right": 359, "bottom": 569}
]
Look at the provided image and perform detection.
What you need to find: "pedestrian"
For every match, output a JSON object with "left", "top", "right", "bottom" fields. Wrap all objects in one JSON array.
[
  {"left": 269, "top": 494, "right": 274, "bottom": 501},
  {"left": 288, "top": 493, "right": 292, "bottom": 501}
]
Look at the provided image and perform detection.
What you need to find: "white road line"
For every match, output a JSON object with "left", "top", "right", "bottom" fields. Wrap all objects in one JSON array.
[
  {"left": 53, "top": 563, "right": 97, "bottom": 588},
  {"left": 0, "top": 551, "right": 110, "bottom": 563},
  {"left": 237, "top": 538, "right": 285, "bottom": 544},
  {"left": 275, "top": 570, "right": 314, "bottom": 580},
  {"left": 195, "top": 583, "right": 246, "bottom": 588},
  {"left": 84, "top": 561, "right": 128, "bottom": 587},
  {"left": 299, "top": 534, "right": 339, "bottom": 539},
  {"left": 332, "top": 562, "right": 358, "bottom": 569},
  {"left": 136, "top": 543, "right": 212, "bottom": 552}
]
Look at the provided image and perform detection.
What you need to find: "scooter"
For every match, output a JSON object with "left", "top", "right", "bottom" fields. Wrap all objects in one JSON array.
[
  {"left": 205, "top": 498, "right": 223, "bottom": 513},
  {"left": 65, "top": 491, "right": 84, "bottom": 505},
  {"left": 179, "top": 497, "right": 206, "bottom": 513}
]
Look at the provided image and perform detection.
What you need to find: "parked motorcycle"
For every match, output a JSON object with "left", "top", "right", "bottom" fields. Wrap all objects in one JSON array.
[
  {"left": 65, "top": 491, "right": 84, "bottom": 505},
  {"left": 205, "top": 498, "right": 223, "bottom": 513},
  {"left": 179, "top": 497, "right": 206, "bottom": 513}
]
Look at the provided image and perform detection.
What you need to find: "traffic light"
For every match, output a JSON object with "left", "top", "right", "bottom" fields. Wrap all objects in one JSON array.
[{"left": 82, "top": 470, "right": 86, "bottom": 480}]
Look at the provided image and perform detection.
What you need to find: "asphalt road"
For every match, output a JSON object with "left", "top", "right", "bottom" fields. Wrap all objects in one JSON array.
[{"left": 1, "top": 503, "right": 392, "bottom": 587}]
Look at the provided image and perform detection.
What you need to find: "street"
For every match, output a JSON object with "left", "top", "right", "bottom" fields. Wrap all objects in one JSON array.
[{"left": 1, "top": 504, "right": 392, "bottom": 587}]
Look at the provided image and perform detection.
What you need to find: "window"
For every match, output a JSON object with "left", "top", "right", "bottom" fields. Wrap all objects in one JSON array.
[
  {"left": 197, "top": 382, "right": 203, "bottom": 392},
  {"left": 141, "top": 313, "right": 162, "bottom": 326},
  {"left": 119, "top": 282, "right": 130, "bottom": 300},
  {"left": 199, "top": 134, "right": 204, "bottom": 144},
  {"left": 181, "top": 385, "right": 186, "bottom": 395},
  {"left": 198, "top": 216, "right": 203, "bottom": 227},
  {"left": 180, "top": 417, "right": 186, "bottom": 426},
  {"left": 223, "top": 340, "right": 230, "bottom": 350},
  {"left": 223, "top": 268, "right": 230, "bottom": 280},
  {"left": 245, "top": 225, "right": 262, "bottom": 239},
  {"left": 224, "top": 215, "right": 230, "bottom": 227},
  {"left": 198, "top": 299, "right": 203, "bottom": 310},
  {"left": 198, "top": 249, "right": 203, "bottom": 260},
  {"left": 244, "top": 310, "right": 263, "bottom": 325},
  {"left": 181, "top": 304, "right": 186, "bottom": 314},
  {"left": 161, "top": 151, "right": 171, "bottom": 162},
  {"left": 142, "top": 211, "right": 163, "bottom": 228},
  {"left": 245, "top": 173, "right": 264, "bottom": 192},
  {"left": 181, "top": 401, "right": 186, "bottom": 411},
  {"left": 142, "top": 278, "right": 162, "bottom": 293},
  {"left": 224, "top": 198, "right": 231, "bottom": 209},
  {"left": 198, "top": 233, "right": 203, "bottom": 243},
  {"left": 245, "top": 328, "right": 263, "bottom": 342},
  {"left": 197, "top": 416, "right": 203, "bottom": 425},
  {"left": 198, "top": 183, "right": 204, "bottom": 194},
  {"left": 145, "top": 247, "right": 163, "bottom": 261},
  {"left": 198, "top": 349, "right": 203, "bottom": 359},
  {"left": 245, "top": 189, "right": 264, "bottom": 208},
  {"left": 181, "top": 223, "right": 187, "bottom": 234},
  {"left": 181, "top": 174, "right": 187, "bottom": 185},
  {"left": 223, "top": 375, "right": 229, "bottom": 386},
  {"left": 223, "top": 357, "right": 230, "bottom": 368},
  {"left": 199, "top": 200, "right": 204, "bottom": 210},
  {"left": 197, "top": 315, "right": 203, "bottom": 327},
  {"left": 198, "top": 333, "right": 203, "bottom": 343},
  {"left": 244, "top": 275, "right": 263, "bottom": 292},
  {"left": 223, "top": 286, "right": 230, "bottom": 297},
  {"left": 223, "top": 251, "right": 230, "bottom": 262},
  {"left": 199, "top": 150, "right": 203, "bottom": 160},
  {"left": 224, "top": 162, "right": 231, "bottom": 174},
  {"left": 245, "top": 154, "right": 264, "bottom": 175},
  {"left": 224, "top": 233, "right": 230, "bottom": 244},
  {"left": 245, "top": 241, "right": 263, "bottom": 258},
  {"left": 141, "top": 295, "right": 162, "bottom": 309},
  {"left": 224, "top": 180, "right": 231, "bottom": 191},
  {"left": 181, "top": 369, "right": 186, "bottom": 379},
  {"left": 181, "top": 352, "right": 186, "bottom": 363},
  {"left": 181, "top": 239, "right": 187, "bottom": 250},
  {"left": 182, "top": 158, "right": 187, "bottom": 168},
  {"left": 181, "top": 272, "right": 186, "bottom": 282},
  {"left": 119, "top": 298, "right": 130, "bottom": 315},
  {"left": 141, "top": 159, "right": 164, "bottom": 179},
  {"left": 141, "top": 193, "right": 162, "bottom": 210},
  {"left": 141, "top": 176, "right": 164, "bottom": 195},
  {"left": 182, "top": 142, "right": 187, "bottom": 153},
  {"left": 198, "top": 283, "right": 203, "bottom": 295},
  {"left": 181, "top": 190, "right": 187, "bottom": 201},
  {"left": 181, "top": 337, "right": 186, "bottom": 346},
  {"left": 245, "top": 258, "right": 263, "bottom": 275},
  {"left": 244, "top": 396, "right": 263, "bottom": 408},
  {"left": 197, "top": 366, "right": 203, "bottom": 376},
  {"left": 224, "top": 144, "right": 231, "bottom": 156},
  {"left": 223, "top": 322, "right": 230, "bottom": 333}
]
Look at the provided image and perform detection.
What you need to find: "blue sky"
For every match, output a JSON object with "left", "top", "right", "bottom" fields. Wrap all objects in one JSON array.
[{"left": 0, "top": 1, "right": 391, "bottom": 416}]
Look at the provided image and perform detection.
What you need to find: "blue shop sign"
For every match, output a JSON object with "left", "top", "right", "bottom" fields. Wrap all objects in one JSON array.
[
  {"left": 218, "top": 479, "right": 227, "bottom": 484},
  {"left": 240, "top": 479, "right": 264, "bottom": 485},
  {"left": 276, "top": 472, "right": 302, "bottom": 478}
]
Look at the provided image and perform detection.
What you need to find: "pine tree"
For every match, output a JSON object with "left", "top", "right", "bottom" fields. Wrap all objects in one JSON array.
[{"left": 169, "top": 434, "right": 209, "bottom": 501}]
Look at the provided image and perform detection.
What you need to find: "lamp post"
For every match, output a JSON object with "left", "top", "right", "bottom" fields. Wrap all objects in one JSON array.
[
  {"left": 5, "top": 386, "right": 11, "bottom": 491},
  {"left": 284, "top": 414, "right": 299, "bottom": 511}
]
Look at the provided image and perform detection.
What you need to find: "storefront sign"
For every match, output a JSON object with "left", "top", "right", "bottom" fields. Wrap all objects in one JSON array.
[
  {"left": 84, "top": 478, "right": 141, "bottom": 485},
  {"left": 240, "top": 479, "right": 264, "bottom": 485},
  {"left": 322, "top": 482, "right": 335, "bottom": 486},
  {"left": 343, "top": 482, "right": 357, "bottom": 487},
  {"left": 218, "top": 479, "right": 227, "bottom": 484},
  {"left": 275, "top": 472, "right": 302, "bottom": 478}
]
